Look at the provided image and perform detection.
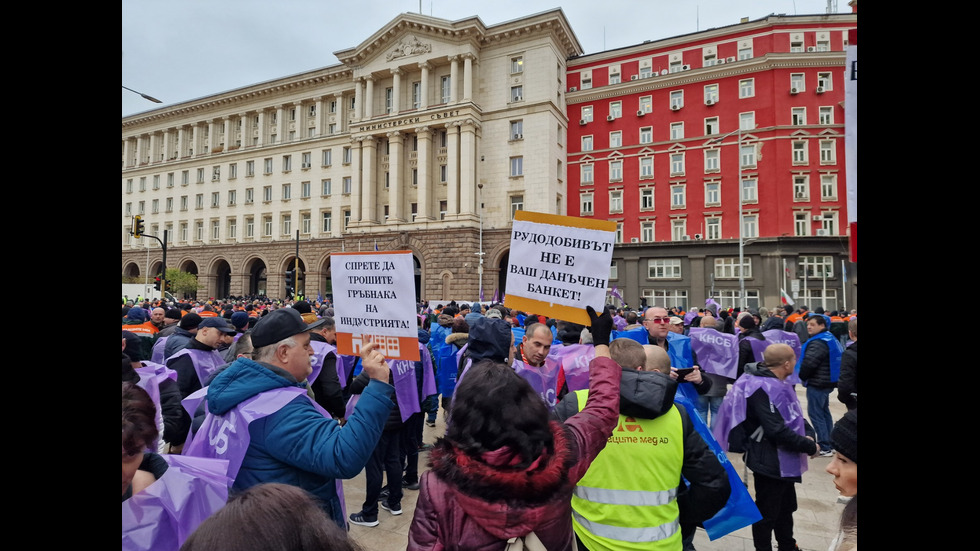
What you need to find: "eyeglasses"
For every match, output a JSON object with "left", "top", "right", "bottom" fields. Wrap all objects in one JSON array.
[{"left": 645, "top": 317, "right": 670, "bottom": 324}]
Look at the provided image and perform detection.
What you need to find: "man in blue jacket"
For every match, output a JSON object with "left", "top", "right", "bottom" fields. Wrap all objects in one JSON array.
[{"left": 195, "top": 308, "right": 396, "bottom": 530}]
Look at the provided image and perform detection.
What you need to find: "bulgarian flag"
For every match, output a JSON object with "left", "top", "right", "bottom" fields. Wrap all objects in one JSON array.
[{"left": 780, "top": 288, "right": 795, "bottom": 306}]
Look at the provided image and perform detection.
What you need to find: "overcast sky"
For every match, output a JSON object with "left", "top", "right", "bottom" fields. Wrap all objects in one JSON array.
[{"left": 122, "top": 0, "right": 850, "bottom": 118}]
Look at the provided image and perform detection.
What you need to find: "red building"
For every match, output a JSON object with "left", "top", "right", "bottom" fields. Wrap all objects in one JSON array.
[{"left": 565, "top": 10, "right": 857, "bottom": 312}]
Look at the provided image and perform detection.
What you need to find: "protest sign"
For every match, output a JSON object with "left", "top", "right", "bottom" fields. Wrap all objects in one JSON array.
[
  {"left": 332, "top": 250, "right": 420, "bottom": 361},
  {"left": 504, "top": 210, "right": 616, "bottom": 326}
]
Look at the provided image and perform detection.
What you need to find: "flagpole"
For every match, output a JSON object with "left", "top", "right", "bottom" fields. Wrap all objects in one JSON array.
[
  {"left": 822, "top": 265, "right": 827, "bottom": 311},
  {"left": 841, "top": 259, "right": 847, "bottom": 312}
]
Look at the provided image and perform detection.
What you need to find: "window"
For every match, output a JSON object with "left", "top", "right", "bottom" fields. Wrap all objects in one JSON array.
[
  {"left": 245, "top": 188, "right": 254, "bottom": 204},
  {"left": 301, "top": 181, "right": 311, "bottom": 198},
  {"left": 344, "top": 209, "right": 351, "bottom": 230},
  {"left": 282, "top": 155, "right": 292, "bottom": 172},
  {"left": 264, "top": 158, "right": 273, "bottom": 174},
  {"left": 229, "top": 163, "right": 237, "bottom": 179},
  {"left": 412, "top": 81, "right": 421, "bottom": 109},
  {"left": 648, "top": 259, "right": 682, "bottom": 279},
  {"left": 383, "top": 172, "right": 390, "bottom": 189},
  {"left": 580, "top": 192, "right": 594, "bottom": 214},
  {"left": 640, "top": 157, "right": 653, "bottom": 178},
  {"left": 704, "top": 84, "right": 719, "bottom": 104},
  {"left": 705, "top": 117, "right": 719, "bottom": 136},
  {"left": 385, "top": 87, "right": 393, "bottom": 114},
  {"left": 211, "top": 220, "right": 220, "bottom": 240},
  {"left": 609, "top": 101, "right": 622, "bottom": 119},
  {"left": 641, "top": 222, "right": 655, "bottom": 242},
  {"left": 704, "top": 149, "right": 720, "bottom": 172},
  {"left": 820, "top": 211, "right": 839, "bottom": 234},
  {"left": 511, "top": 86, "right": 523, "bottom": 102},
  {"left": 641, "top": 188, "right": 654, "bottom": 210},
  {"left": 639, "top": 127, "right": 652, "bottom": 144},
  {"left": 511, "top": 56, "right": 524, "bottom": 74},
  {"left": 819, "top": 106, "right": 834, "bottom": 125},
  {"left": 140, "top": 177, "right": 147, "bottom": 191},
  {"left": 510, "top": 195, "right": 524, "bottom": 219},
  {"left": 670, "top": 90, "right": 683, "bottom": 109},
  {"left": 821, "top": 174, "right": 838, "bottom": 200},
  {"left": 195, "top": 221, "right": 204, "bottom": 241},
  {"left": 262, "top": 216, "right": 272, "bottom": 237},
  {"left": 322, "top": 211, "right": 332, "bottom": 233},
  {"left": 301, "top": 213, "right": 311, "bottom": 234},
  {"left": 671, "top": 185, "right": 685, "bottom": 208},
  {"left": 342, "top": 177, "right": 352, "bottom": 194},
  {"left": 301, "top": 152, "right": 311, "bottom": 169},
  {"left": 439, "top": 201, "right": 447, "bottom": 220},
  {"left": 245, "top": 217, "right": 254, "bottom": 238},
  {"left": 510, "top": 120, "right": 523, "bottom": 140},
  {"left": 609, "top": 160, "right": 623, "bottom": 182},
  {"left": 792, "top": 141, "right": 808, "bottom": 164},
  {"left": 180, "top": 196, "right": 188, "bottom": 211},
  {"left": 211, "top": 192, "right": 220, "bottom": 207},
  {"left": 816, "top": 37, "right": 830, "bottom": 52},
  {"left": 742, "top": 214, "right": 758, "bottom": 238},
  {"left": 282, "top": 184, "right": 291, "bottom": 200},
  {"left": 703, "top": 52, "right": 717, "bottom": 66},
  {"left": 152, "top": 175, "right": 160, "bottom": 190},
  {"left": 792, "top": 107, "right": 807, "bottom": 126},
  {"left": 180, "top": 222, "right": 188, "bottom": 242},
  {"left": 581, "top": 135, "right": 593, "bottom": 151},
  {"left": 581, "top": 72, "right": 592, "bottom": 90},
  {"left": 581, "top": 164, "right": 594, "bottom": 184},
  {"left": 820, "top": 140, "right": 836, "bottom": 163},
  {"left": 246, "top": 161, "right": 255, "bottom": 177},
  {"left": 794, "top": 175, "right": 809, "bottom": 200},
  {"left": 797, "top": 256, "right": 834, "bottom": 278},
  {"left": 196, "top": 169, "right": 205, "bottom": 184},
  {"left": 343, "top": 147, "right": 352, "bottom": 164},
  {"left": 739, "top": 78, "right": 755, "bottom": 98},
  {"left": 228, "top": 190, "right": 237, "bottom": 206},
  {"left": 738, "top": 45, "right": 753, "bottom": 60},
  {"left": 740, "top": 112, "right": 755, "bottom": 131},
  {"left": 228, "top": 218, "right": 237, "bottom": 238},
  {"left": 671, "top": 219, "right": 687, "bottom": 241},
  {"left": 195, "top": 194, "right": 204, "bottom": 209},
  {"left": 742, "top": 178, "right": 758, "bottom": 203},
  {"left": 328, "top": 124, "right": 336, "bottom": 135},
  {"left": 608, "top": 66, "right": 621, "bottom": 85},
  {"left": 795, "top": 212, "right": 809, "bottom": 236},
  {"left": 639, "top": 96, "right": 652, "bottom": 114},
  {"left": 167, "top": 173, "right": 174, "bottom": 188},
  {"left": 412, "top": 168, "right": 418, "bottom": 187},
  {"left": 329, "top": 100, "right": 337, "bottom": 114},
  {"left": 581, "top": 106, "right": 593, "bottom": 123},
  {"left": 670, "top": 122, "right": 684, "bottom": 140},
  {"left": 323, "top": 149, "right": 332, "bottom": 166},
  {"left": 715, "top": 257, "right": 752, "bottom": 279},
  {"left": 151, "top": 199, "right": 159, "bottom": 213},
  {"left": 704, "top": 182, "right": 721, "bottom": 207},
  {"left": 440, "top": 76, "right": 451, "bottom": 103},
  {"left": 609, "top": 190, "right": 623, "bottom": 213},
  {"left": 790, "top": 73, "right": 805, "bottom": 92},
  {"left": 670, "top": 153, "right": 685, "bottom": 175},
  {"left": 281, "top": 215, "right": 291, "bottom": 236},
  {"left": 440, "top": 165, "right": 447, "bottom": 183},
  {"left": 639, "top": 65, "right": 652, "bottom": 79},
  {"left": 610, "top": 131, "right": 622, "bottom": 148},
  {"left": 706, "top": 217, "right": 721, "bottom": 240},
  {"left": 165, "top": 197, "right": 173, "bottom": 212},
  {"left": 790, "top": 39, "right": 804, "bottom": 53},
  {"left": 669, "top": 60, "right": 683, "bottom": 73},
  {"left": 817, "top": 72, "right": 833, "bottom": 91},
  {"left": 182, "top": 170, "right": 190, "bottom": 185},
  {"left": 263, "top": 186, "right": 273, "bottom": 202},
  {"left": 510, "top": 156, "right": 524, "bottom": 177},
  {"left": 740, "top": 144, "right": 756, "bottom": 168}
]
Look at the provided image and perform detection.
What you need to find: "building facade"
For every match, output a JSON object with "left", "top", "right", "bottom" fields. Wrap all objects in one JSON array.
[
  {"left": 122, "top": 9, "right": 581, "bottom": 302},
  {"left": 123, "top": 7, "right": 858, "bottom": 313},
  {"left": 565, "top": 11, "right": 858, "bottom": 312}
]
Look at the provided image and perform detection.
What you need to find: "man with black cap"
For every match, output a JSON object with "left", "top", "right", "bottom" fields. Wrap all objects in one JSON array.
[
  {"left": 167, "top": 317, "right": 236, "bottom": 402},
  {"left": 184, "top": 308, "right": 396, "bottom": 530},
  {"left": 164, "top": 312, "right": 202, "bottom": 360}
]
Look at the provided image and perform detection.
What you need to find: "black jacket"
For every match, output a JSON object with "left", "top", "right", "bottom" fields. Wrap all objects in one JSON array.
[
  {"left": 309, "top": 333, "right": 346, "bottom": 419},
  {"left": 798, "top": 331, "right": 836, "bottom": 389},
  {"left": 553, "top": 367, "right": 730, "bottom": 527},
  {"left": 741, "top": 362, "right": 817, "bottom": 481},
  {"left": 737, "top": 328, "right": 766, "bottom": 379},
  {"left": 350, "top": 370, "right": 403, "bottom": 432},
  {"left": 837, "top": 341, "right": 857, "bottom": 410}
]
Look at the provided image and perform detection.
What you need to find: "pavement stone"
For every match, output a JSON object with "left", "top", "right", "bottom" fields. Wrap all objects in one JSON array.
[{"left": 345, "top": 386, "right": 848, "bottom": 551}]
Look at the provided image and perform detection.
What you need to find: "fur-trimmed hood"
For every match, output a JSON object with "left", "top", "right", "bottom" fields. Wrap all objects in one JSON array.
[{"left": 445, "top": 332, "right": 469, "bottom": 346}]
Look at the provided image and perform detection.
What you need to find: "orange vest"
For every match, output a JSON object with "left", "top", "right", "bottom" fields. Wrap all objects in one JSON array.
[
  {"left": 123, "top": 321, "right": 159, "bottom": 337},
  {"left": 198, "top": 311, "right": 218, "bottom": 318}
]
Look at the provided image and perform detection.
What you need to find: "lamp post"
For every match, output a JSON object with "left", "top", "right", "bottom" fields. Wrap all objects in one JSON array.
[
  {"left": 122, "top": 85, "right": 163, "bottom": 104},
  {"left": 708, "top": 125, "right": 749, "bottom": 310},
  {"left": 477, "top": 183, "right": 485, "bottom": 301}
]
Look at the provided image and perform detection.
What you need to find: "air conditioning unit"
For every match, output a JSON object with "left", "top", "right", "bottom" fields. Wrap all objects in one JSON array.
[
  {"left": 790, "top": 88, "right": 799, "bottom": 95},
  {"left": 812, "top": 215, "right": 824, "bottom": 221},
  {"left": 716, "top": 58, "right": 725, "bottom": 65},
  {"left": 816, "top": 86, "right": 825, "bottom": 94},
  {"left": 816, "top": 229, "right": 828, "bottom": 236},
  {"left": 795, "top": 192, "right": 806, "bottom": 199},
  {"left": 631, "top": 75, "right": 639, "bottom": 81},
  {"left": 807, "top": 46, "right": 817, "bottom": 52},
  {"left": 607, "top": 115, "right": 616, "bottom": 121},
  {"left": 694, "top": 233, "right": 703, "bottom": 240},
  {"left": 630, "top": 237, "right": 640, "bottom": 243},
  {"left": 569, "top": 87, "right": 577, "bottom": 92},
  {"left": 706, "top": 99, "right": 715, "bottom": 106},
  {"left": 301, "top": 162, "right": 311, "bottom": 169},
  {"left": 514, "top": 95, "right": 523, "bottom": 101},
  {"left": 579, "top": 119, "right": 587, "bottom": 125},
  {"left": 681, "top": 235, "right": 691, "bottom": 241},
  {"left": 660, "top": 69, "right": 669, "bottom": 75},
  {"left": 637, "top": 110, "right": 646, "bottom": 116},
  {"left": 727, "top": 57, "right": 736, "bottom": 63},
  {"left": 671, "top": 104, "right": 681, "bottom": 111},
  {"left": 682, "top": 64, "right": 691, "bottom": 71},
  {"left": 513, "top": 133, "right": 523, "bottom": 140}
]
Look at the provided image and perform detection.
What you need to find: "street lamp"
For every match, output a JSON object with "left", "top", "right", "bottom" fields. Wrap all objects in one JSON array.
[
  {"left": 708, "top": 125, "right": 750, "bottom": 310},
  {"left": 122, "top": 85, "right": 163, "bottom": 104},
  {"left": 477, "top": 183, "right": 485, "bottom": 301}
]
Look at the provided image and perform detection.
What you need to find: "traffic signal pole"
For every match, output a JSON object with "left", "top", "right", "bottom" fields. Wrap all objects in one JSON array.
[{"left": 130, "top": 217, "right": 168, "bottom": 301}]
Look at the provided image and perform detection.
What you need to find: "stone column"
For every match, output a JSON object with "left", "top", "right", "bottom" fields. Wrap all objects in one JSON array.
[
  {"left": 362, "top": 137, "right": 378, "bottom": 223},
  {"left": 333, "top": 93, "right": 344, "bottom": 133},
  {"left": 364, "top": 77, "right": 374, "bottom": 119},
  {"left": 276, "top": 106, "right": 286, "bottom": 142},
  {"left": 207, "top": 120, "right": 216, "bottom": 153},
  {"left": 388, "top": 131, "right": 404, "bottom": 223},
  {"left": 149, "top": 133, "right": 159, "bottom": 163},
  {"left": 391, "top": 68, "right": 402, "bottom": 115},
  {"left": 460, "top": 119, "right": 477, "bottom": 217},
  {"left": 314, "top": 97, "right": 325, "bottom": 137},
  {"left": 256, "top": 112, "right": 266, "bottom": 147},
  {"left": 351, "top": 138, "right": 362, "bottom": 223},
  {"left": 221, "top": 117, "right": 231, "bottom": 150},
  {"left": 462, "top": 53, "right": 474, "bottom": 102},
  {"left": 192, "top": 124, "right": 201, "bottom": 156},
  {"left": 353, "top": 78, "right": 363, "bottom": 121},
  {"left": 416, "top": 126, "right": 433, "bottom": 221},
  {"left": 177, "top": 126, "right": 187, "bottom": 157},
  {"left": 162, "top": 129, "right": 172, "bottom": 161},
  {"left": 446, "top": 122, "right": 459, "bottom": 217},
  {"left": 419, "top": 62, "right": 431, "bottom": 110},
  {"left": 448, "top": 55, "right": 459, "bottom": 104}
]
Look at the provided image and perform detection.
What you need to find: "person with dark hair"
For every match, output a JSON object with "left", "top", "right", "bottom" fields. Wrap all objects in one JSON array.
[
  {"left": 796, "top": 314, "right": 842, "bottom": 457},
  {"left": 122, "top": 381, "right": 168, "bottom": 500},
  {"left": 837, "top": 318, "right": 857, "bottom": 411},
  {"left": 826, "top": 410, "right": 857, "bottom": 551},
  {"left": 407, "top": 306, "right": 621, "bottom": 550},
  {"left": 308, "top": 316, "right": 346, "bottom": 421},
  {"left": 124, "top": 331, "right": 187, "bottom": 453},
  {"left": 164, "top": 312, "right": 203, "bottom": 360},
  {"left": 180, "top": 483, "right": 364, "bottom": 551},
  {"left": 737, "top": 314, "right": 767, "bottom": 379}
]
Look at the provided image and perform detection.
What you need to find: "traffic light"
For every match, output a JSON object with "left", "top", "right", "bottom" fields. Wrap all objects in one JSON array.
[
  {"left": 285, "top": 270, "right": 295, "bottom": 293},
  {"left": 154, "top": 276, "right": 162, "bottom": 291},
  {"left": 133, "top": 215, "right": 145, "bottom": 238}
]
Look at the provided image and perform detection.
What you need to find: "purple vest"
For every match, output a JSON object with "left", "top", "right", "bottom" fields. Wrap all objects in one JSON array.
[
  {"left": 309, "top": 340, "right": 337, "bottom": 385},
  {"left": 122, "top": 454, "right": 232, "bottom": 551},
  {"left": 135, "top": 362, "right": 178, "bottom": 452},
  {"left": 169, "top": 347, "right": 226, "bottom": 386},
  {"left": 713, "top": 374, "right": 808, "bottom": 478},
  {"left": 548, "top": 343, "right": 595, "bottom": 392},
  {"left": 512, "top": 357, "right": 563, "bottom": 409},
  {"left": 688, "top": 327, "right": 739, "bottom": 379},
  {"left": 150, "top": 336, "right": 168, "bottom": 364}
]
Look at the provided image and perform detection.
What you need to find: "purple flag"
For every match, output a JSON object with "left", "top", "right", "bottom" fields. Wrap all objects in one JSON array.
[
  {"left": 548, "top": 343, "right": 594, "bottom": 393},
  {"left": 512, "top": 357, "right": 563, "bottom": 409},
  {"left": 762, "top": 330, "right": 802, "bottom": 385},
  {"left": 688, "top": 328, "right": 738, "bottom": 379},
  {"left": 492, "top": 288, "right": 499, "bottom": 303},
  {"left": 480, "top": 288, "right": 484, "bottom": 302},
  {"left": 609, "top": 285, "right": 623, "bottom": 302},
  {"left": 705, "top": 297, "right": 722, "bottom": 313}
]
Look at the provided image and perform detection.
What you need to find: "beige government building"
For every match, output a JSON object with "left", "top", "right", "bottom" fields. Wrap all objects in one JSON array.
[{"left": 122, "top": 9, "right": 581, "bottom": 301}]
